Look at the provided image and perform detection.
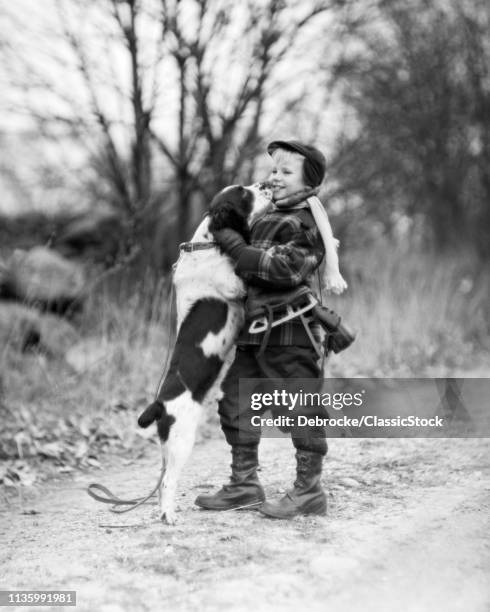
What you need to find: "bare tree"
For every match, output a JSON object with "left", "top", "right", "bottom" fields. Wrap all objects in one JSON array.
[
  {"left": 1, "top": 0, "right": 343, "bottom": 267},
  {"left": 1, "top": 0, "right": 165, "bottom": 261},
  {"left": 457, "top": 1, "right": 490, "bottom": 258},
  {"left": 325, "top": 0, "right": 490, "bottom": 257},
  {"left": 151, "top": 0, "right": 339, "bottom": 246},
  {"left": 54, "top": 0, "right": 163, "bottom": 259}
]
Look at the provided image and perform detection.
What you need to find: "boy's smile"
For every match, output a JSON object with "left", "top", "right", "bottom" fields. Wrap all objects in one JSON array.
[{"left": 268, "top": 149, "right": 307, "bottom": 200}]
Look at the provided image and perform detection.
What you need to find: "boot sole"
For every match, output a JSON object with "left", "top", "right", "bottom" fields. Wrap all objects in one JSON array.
[
  {"left": 259, "top": 498, "right": 327, "bottom": 519},
  {"left": 195, "top": 499, "right": 264, "bottom": 511}
]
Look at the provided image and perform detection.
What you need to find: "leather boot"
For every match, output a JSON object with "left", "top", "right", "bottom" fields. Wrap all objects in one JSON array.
[
  {"left": 259, "top": 450, "right": 326, "bottom": 519},
  {"left": 195, "top": 445, "right": 265, "bottom": 510}
]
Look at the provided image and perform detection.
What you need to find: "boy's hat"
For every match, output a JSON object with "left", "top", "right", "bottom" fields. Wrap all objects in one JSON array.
[{"left": 267, "top": 140, "right": 326, "bottom": 187}]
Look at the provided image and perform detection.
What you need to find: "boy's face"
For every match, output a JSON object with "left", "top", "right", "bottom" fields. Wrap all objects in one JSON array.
[{"left": 268, "top": 149, "right": 307, "bottom": 200}]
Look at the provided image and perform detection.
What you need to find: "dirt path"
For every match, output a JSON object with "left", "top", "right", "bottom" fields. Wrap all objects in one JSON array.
[{"left": 1, "top": 436, "right": 489, "bottom": 612}]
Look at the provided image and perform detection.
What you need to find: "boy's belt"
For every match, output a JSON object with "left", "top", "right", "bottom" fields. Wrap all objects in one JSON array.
[
  {"left": 247, "top": 286, "right": 317, "bottom": 334},
  {"left": 246, "top": 286, "right": 356, "bottom": 358}
]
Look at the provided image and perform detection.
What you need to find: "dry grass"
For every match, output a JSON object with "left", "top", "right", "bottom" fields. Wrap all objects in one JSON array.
[
  {"left": 325, "top": 242, "right": 489, "bottom": 377},
  {"left": 0, "top": 273, "right": 173, "bottom": 479}
]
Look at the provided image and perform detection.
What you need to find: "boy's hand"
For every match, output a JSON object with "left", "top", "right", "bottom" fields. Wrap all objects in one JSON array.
[{"left": 213, "top": 229, "right": 248, "bottom": 261}]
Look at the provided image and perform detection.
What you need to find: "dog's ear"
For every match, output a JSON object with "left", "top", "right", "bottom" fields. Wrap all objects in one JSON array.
[
  {"left": 208, "top": 200, "right": 233, "bottom": 232},
  {"left": 208, "top": 201, "right": 250, "bottom": 240}
]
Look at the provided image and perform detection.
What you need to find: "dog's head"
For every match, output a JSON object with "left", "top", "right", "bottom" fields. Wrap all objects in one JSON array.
[{"left": 207, "top": 183, "right": 273, "bottom": 240}]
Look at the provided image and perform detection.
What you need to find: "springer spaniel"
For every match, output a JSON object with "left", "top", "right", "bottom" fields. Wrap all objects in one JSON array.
[{"left": 138, "top": 183, "right": 272, "bottom": 523}]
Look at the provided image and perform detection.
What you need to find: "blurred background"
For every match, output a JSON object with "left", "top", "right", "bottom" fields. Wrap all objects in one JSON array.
[{"left": 0, "top": 0, "right": 489, "bottom": 481}]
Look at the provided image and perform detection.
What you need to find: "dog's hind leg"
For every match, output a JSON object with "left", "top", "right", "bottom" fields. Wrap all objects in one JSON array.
[{"left": 157, "top": 392, "right": 202, "bottom": 525}]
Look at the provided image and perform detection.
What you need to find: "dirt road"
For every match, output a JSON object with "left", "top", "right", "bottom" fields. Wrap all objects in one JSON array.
[{"left": 1, "top": 436, "right": 489, "bottom": 612}]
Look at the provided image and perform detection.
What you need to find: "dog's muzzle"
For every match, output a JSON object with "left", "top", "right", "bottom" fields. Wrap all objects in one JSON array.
[
  {"left": 257, "top": 180, "right": 274, "bottom": 191},
  {"left": 249, "top": 181, "right": 273, "bottom": 203}
]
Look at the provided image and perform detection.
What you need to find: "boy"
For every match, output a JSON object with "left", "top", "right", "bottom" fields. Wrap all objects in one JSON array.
[{"left": 195, "top": 140, "right": 347, "bottom": 519}]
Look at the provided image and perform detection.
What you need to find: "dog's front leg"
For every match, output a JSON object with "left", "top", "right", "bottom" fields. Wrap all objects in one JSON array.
[{"left": 158, "top": 394, "right": 202, "bottom": 525}]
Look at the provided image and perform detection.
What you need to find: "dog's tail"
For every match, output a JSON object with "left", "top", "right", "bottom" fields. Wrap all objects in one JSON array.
[
  {"left": 137, "top": 400, "right": 176, "bottom": 441},
  {"left": 137, "top": 400, "right": 164, "bottom": 428}
]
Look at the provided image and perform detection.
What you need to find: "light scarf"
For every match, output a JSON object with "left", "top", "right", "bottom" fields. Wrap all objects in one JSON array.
[{"left": 274, "top": 188, "right": 347, "bottom": 295}]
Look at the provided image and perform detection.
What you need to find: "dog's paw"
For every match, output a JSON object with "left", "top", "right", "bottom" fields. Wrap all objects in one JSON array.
[
  {"left": 160, "top": 509, "right": 179, "bottom": 525},
  {"left": 137, "top": 400, "right": 164, "bottom": 428}
]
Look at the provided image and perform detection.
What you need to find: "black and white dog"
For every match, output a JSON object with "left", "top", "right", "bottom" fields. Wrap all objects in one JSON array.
[{"left": 138, "top": 183, "right": 272, "bottom": 524}]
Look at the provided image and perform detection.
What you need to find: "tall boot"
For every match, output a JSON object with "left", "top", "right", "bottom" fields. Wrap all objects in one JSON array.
[
  {"left": 259, "top": 449, "right": 326, "bottom": 519},
  {"left": 194, "top": 444, "right": 265, "bottom": 510}
]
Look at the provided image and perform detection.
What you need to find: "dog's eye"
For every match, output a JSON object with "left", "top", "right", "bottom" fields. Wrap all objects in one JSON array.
[{"left": 240, "top": 186, "right": 251, "bottom": 200}]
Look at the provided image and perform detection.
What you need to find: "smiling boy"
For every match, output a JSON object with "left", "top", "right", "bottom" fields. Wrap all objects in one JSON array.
[{"left": 194, "top": 140, "right": 346, "bottom": 519}]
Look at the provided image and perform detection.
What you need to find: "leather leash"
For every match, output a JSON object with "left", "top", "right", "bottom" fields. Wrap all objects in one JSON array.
[
  {"left": 87, "top": 282, "right": 176, "bottom": 514},
  {"left": 86, "top": 480, "right": 161, "bottom": 514}
]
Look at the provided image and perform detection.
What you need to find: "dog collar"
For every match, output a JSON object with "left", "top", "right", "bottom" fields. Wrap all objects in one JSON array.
[{"left": 179, "top": 241, "right": 218, "bottom": 252}]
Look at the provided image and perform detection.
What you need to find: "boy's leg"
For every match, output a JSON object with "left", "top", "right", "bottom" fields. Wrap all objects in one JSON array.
[
  {"left": 255, "top": 345, "right": 328, "bottom": 454},
  {"left": 194, "top": 345, "right": 265, "bottom": 510},
  {"left": 217, "top": 345, "right": 264, "bottom": 448},
  {"left": 256, "top": 346, "right": 328, "bottom": 519}
]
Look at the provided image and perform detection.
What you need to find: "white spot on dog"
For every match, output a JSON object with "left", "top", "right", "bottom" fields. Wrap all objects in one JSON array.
[
  {"left": 199, "top": 303, "right": 244, "bottom": 359},
  {"left": 158, "top": 391, "right": 202, "bottom": 524}
]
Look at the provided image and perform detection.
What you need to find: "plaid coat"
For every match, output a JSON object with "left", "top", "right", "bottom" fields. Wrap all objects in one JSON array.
[{"left": 234, "top": 202, "right": 325, "bottom": 346}]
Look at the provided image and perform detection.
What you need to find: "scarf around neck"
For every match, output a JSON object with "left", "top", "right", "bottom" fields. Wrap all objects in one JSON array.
[
  {"left": 273, "top": 186, "right": 319, "bottom": 209},
  {"left": 273, "top": 188, "right": 347, "bottom": 295}
]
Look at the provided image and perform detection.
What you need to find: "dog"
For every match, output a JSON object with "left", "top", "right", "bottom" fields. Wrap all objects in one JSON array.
[{"left": 137, "top": 183, "right": 272, "bottom": 524}]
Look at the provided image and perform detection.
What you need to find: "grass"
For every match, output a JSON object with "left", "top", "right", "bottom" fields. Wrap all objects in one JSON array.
[
  {"left": 325, "top": 241, "right": 489, "bottom": 377},
  {"left": 0, "top": 242, "right": 489, "bottom": 486},
  {"left": 0, "top": 272, "right": 174, "bottom": 485}
]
